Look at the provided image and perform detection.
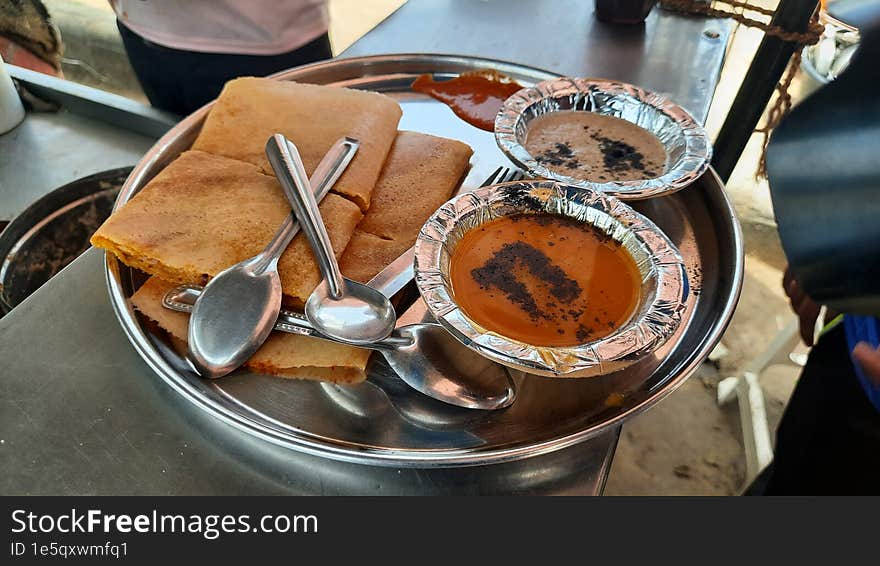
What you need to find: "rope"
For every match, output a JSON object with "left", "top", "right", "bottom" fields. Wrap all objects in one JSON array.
[
  {"left": 661, "top": 0, "right": 823, "bottom": 43},
  {"left": 754, "top": 46, "right": 805, "bottom": 178},
  {"left": 660, "top": 1, "right": 825, "bottom": 179}
]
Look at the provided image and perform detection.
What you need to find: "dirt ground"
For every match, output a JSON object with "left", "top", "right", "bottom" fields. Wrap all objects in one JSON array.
[
  {"left": 605, "top": 254, "right": 805, "bottom": 495},
  {"left": 41, "top": 0, "right": 819, "bottom": 495},
  {"left": 606, "top": 2, "right": 822, "bottom": 493}
]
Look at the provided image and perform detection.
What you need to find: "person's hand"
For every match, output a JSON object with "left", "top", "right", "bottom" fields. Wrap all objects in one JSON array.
[
  {"left": 783, "top": 265, "right": 822, "bottom": 346},
  {"left": 853, "top": 342, "right": 880, "bottom": 387}
]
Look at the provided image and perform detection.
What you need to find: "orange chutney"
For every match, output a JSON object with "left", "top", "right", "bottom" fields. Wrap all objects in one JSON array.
[
  {"left": 449, "top": 213, "right": 642, "bottom": 347},
  {"left": 412, "top": 70, "right": 523, "bottom": 131}
]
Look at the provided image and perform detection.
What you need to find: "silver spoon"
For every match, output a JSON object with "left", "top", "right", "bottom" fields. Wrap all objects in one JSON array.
[
  {"left": 163, "top": 251, "right": 516, "bottom": 410},
  {"left": 321, "top": 377, "right": 494, "bottom": 430},
  {"left": 188, "top": 137, "right": 359, "bottom": 378},
  {"left": 265, "top": 134, "right": 396, "bottom": 345}
]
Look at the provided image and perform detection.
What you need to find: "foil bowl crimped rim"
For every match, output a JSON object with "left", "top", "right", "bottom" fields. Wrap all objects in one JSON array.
[
  {"left": 494, "top": 77, "right": 712, "bottom": 200},
  {"left": 413, "top": 180, "right": 689, "bottom": 378}
]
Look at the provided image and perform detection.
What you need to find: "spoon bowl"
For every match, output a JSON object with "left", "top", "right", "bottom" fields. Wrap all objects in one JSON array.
[
  {"left": 384, "top": 323, "right": 516, "bottom": 410},
  {"left": 305, "top": 279, "right": 397, "bottom": 345},
  {"left": 322, "top": 370, "right": 499, "bottom": 431},
  {"left": 189, "top": 259, "right": 282, "bottom": 378}
]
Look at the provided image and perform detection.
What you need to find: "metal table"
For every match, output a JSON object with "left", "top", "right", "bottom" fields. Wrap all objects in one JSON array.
[
  {"left": 0, "top": 65, "right": 175, "bottom": 223},
  {"left": 343, "top": 0, "right": 729, "bottom": 122},
  {"left": 0, "top": 0, "right": 729, "bottom": 495}
]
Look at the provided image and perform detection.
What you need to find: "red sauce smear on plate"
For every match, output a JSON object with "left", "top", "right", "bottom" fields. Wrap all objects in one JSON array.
[{"left": 412, "top": 70, "right": 523, "bottom": 131}]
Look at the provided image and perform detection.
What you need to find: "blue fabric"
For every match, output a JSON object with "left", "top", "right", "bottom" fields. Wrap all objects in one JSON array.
[{"left": 844, "top": 315, "right": 880, "bottom": 412}]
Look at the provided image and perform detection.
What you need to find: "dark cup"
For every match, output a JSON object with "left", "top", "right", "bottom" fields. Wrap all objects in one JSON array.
[{"left": 595, "top": 0, "right": 658, "bottom": 24}]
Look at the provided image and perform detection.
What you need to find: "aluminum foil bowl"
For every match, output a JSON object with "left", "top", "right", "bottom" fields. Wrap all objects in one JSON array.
[
  {"left": 494, "top": 77, "right": 712, "bottom": 200},
  {"left": 413, "top": 180, "right": 689, "bottom": 378}
]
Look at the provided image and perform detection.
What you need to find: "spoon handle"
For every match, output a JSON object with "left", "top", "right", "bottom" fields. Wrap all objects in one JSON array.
[
  {"left": 267, "top": 134, "right": 348, "bottom": 300},
  {"left": 260, "top": 136, "right": 358, "bottom": 273},
  {"left": 164, "top": 285, "right": 412, "bottom": 349},
  {"left": 368, "top": 247, "right": 415, "bottom": 300}
]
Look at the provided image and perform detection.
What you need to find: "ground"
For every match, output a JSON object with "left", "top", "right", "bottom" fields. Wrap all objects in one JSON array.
[{"left": 38, "top": 0, "right": 822, "bottom": 495}]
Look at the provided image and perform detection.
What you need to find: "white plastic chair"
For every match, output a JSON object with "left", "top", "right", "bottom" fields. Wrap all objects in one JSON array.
[{"left": 717, "top": 309, "right": 824, "bottom": 485}]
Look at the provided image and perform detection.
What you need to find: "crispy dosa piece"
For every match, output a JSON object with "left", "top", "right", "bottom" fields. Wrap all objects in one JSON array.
[
  {"left": 340, "top": 131, "right": 473, "bottom": 283},
  {"left": 355, "top": 131, "right": 473, "bottom": 241},
  {"left": 130, "top": 277, "right": 371, "bottom": 384},
  {"left": 338, "top": 230, "right": 402, "bottom": 284},
  {"left": 91, "top": 150, "right": 362, "bottom": 304},
  {"left": 191, "top": 77, "right": 402, "bottom": 211}
]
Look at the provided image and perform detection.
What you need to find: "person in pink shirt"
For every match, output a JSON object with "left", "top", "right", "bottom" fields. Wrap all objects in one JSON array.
[{"left": 110, "top": 0, "right": 331, "bottom": 115}]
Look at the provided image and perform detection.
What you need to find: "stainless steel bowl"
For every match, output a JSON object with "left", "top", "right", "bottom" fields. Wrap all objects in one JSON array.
[
  {"left": 413, "top": 180, "right": 688, "bottom": 378},
  {"left": 494, "top": 77, "right": 712, "bottom": 200}
]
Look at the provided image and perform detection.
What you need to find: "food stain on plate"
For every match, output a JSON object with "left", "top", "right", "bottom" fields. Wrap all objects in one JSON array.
[
  {"left": 524, "top": 111, "right": 667, "bottom": 182},
  {"left": 412, "top": 70, "right": 523, "bottom": 131},
  {"left": 449, "top": 212, "right": 642, "bottom": 347}
]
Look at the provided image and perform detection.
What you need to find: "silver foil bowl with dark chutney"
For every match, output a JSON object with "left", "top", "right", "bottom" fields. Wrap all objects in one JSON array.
[{"left": 413, "top": 180, "right": 689, "bottom": 378}]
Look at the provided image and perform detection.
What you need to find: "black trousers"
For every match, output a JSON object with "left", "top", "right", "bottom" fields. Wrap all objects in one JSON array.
[
  {"left": 117, "top": 22, "right": 332, "bottom": 116},
  {"left": 750, "top": 325, "right": 880, "bottom": 494}
]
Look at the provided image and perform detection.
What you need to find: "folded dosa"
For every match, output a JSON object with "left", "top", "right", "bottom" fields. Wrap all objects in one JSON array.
[
  {"left": 123, "top": 132, "right": 472, "bottom": 384},
  {"left": 338, "top": 230, "right": 404, "bottom": 285},
  {"left": 340, "top": 131, "right": 473, "bottom": 283},
  {"left": 131, "top": 277, "right": 371, "bottom": 384},
  {"left": 192, "top": 77, "right": 402, "bottom": 211},
  {"left": 355, "top": 131, "right": 473, "bottom": 241},
  {"left": 91, "top": 150, "right": 362, "bottom": 304}
]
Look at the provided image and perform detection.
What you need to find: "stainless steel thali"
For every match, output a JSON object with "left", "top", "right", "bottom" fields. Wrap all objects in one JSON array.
[{"left": 104, "top": 54, "right": 743, "bottom": 468}]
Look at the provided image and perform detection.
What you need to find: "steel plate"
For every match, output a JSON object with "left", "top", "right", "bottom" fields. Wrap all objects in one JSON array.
[
  {"left": 103, "top": 54, "right": 743, "bottom": 468},
  {"left": 1, "top": 167, "right": 129, "bottom": 315}
]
